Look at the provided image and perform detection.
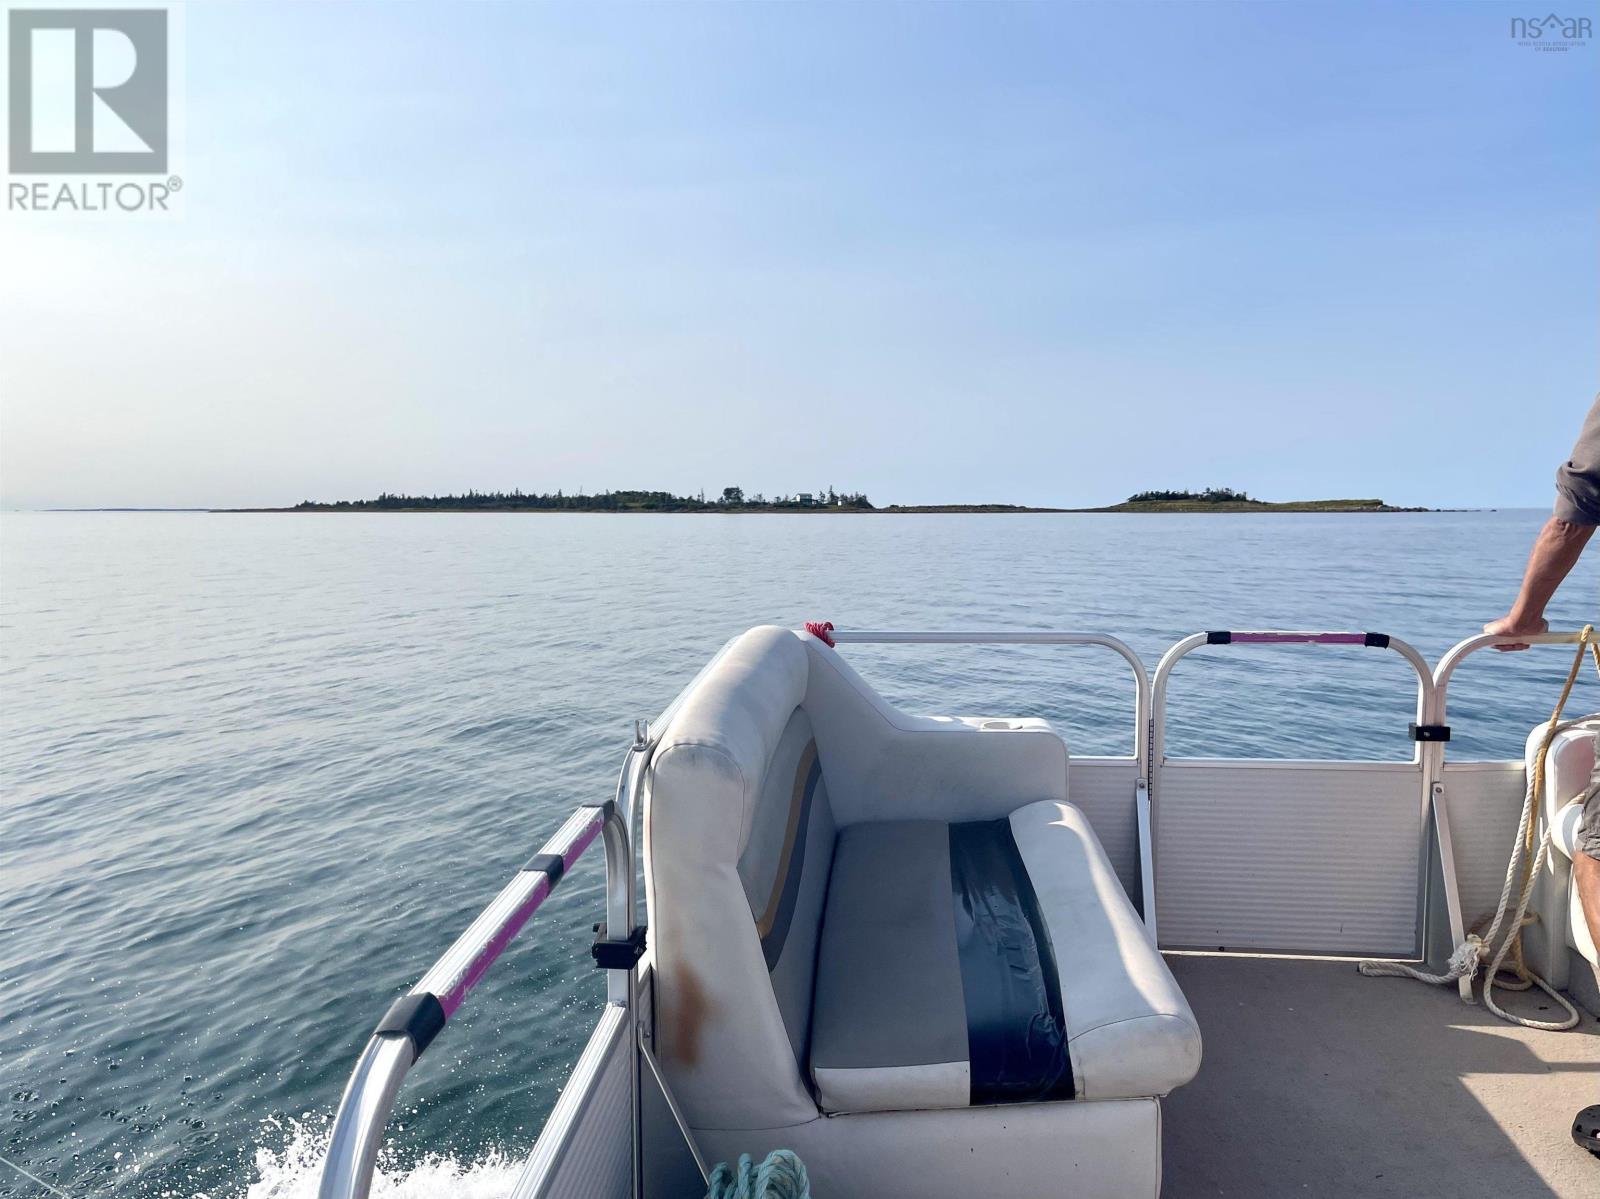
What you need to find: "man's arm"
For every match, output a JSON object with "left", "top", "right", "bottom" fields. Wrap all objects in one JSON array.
[
  {"left": 1484, "top": 517, "right": 1595, "bottom": 649},
  {"left": 1485, "top": 395, "right": 1600, "bottom": 649}
]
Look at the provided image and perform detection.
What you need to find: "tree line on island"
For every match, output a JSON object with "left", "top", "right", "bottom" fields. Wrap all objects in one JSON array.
[
  {"left": 293, "top": 486, "right": 876, "bottom": 512},
  {"left": 1124, "top": 487, "right": 1254, "bottom": 504}
]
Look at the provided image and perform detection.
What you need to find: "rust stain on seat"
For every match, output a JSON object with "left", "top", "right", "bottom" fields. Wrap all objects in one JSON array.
[{"left": 671, "top": 962, "right": 711, "bottom": 1065}]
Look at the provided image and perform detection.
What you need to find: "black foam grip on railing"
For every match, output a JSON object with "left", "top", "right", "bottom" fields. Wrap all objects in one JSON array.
[
  {"left": 1364, "top": 632, "right": 1391, "bottom": 648},
  {"left": 522, "top": 852, "right": 566, "bottom": 885},
  {"left": 375, "top": 992, "right": 447, "bottom": 1061},
  {"left": 1206, "top": 631, "right": 1231, "bottom": 645},
  {"left": 1409, "top": 723, "right": 1451, "bottom": 743}
]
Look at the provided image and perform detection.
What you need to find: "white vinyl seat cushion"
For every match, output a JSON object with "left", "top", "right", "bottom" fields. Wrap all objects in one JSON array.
[
  {"left": 1551, "top": 800, "right": 1598, "bottom": 965},
  {"left": 1535, "top": 722, "right": 1598, "bottom": 971},
  {"left": 810, "top": 800, "right": 1201, "bottom": 1114},
  {"left": 1551, "top": 799, "right": 1586, "bottom": 861}
]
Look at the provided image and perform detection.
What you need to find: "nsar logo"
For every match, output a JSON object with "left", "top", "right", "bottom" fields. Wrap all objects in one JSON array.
[{"left": 1509, "top": 13, "right": 1592, "bottom": 50}]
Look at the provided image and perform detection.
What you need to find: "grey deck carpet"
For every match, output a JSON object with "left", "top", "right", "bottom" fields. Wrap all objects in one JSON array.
[{"left": 1164, "top": 955, "right": 1600, "bottom": 1198}]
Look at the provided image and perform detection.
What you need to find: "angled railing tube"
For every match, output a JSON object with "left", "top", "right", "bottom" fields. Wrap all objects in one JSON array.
[
  {"left": 823, "top": 629, "right": 1152, "bottom": 776},
  {"left": 317, "top": 801, "right": 630, "bottom": 1199},
  {"left": 317, "top": 1036, "right": 415, "bottom": 1199},
  {"left": 1431, "top": 629, "right": 1595, "bottom": 711},
  {"left": 1150, "top": 630, "right": 1435, "bottom": 774},
  {"left": 1424, "top": 629, "right": 1592, "bottom": 1001}
]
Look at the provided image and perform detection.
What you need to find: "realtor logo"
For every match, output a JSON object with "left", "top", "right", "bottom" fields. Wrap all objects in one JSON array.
[{"left": 8, "top": 8, "right": 168, "bottom": 173}]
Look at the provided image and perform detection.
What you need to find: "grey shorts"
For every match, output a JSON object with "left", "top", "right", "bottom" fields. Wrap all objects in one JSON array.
[{"left": 1582, "top": 789, "right": 1600, "bottom": 861}]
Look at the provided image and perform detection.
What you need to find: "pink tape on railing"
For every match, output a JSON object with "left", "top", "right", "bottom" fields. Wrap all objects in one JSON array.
[
  {"left": 438, "top": 813, "right": 604, "bottom": 1017},
  {"left": 1229, "top": 632, "right": 1366, "bottom": 645},
  {"left": 560, "top": 823, "right": 600, "bottom": 875}
]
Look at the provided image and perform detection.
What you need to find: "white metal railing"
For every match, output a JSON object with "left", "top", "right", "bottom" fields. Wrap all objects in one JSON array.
[
  {"left": 314, "top": 627, "right": 748, "bottom": 1199},
  {"left": 827, "top": 629, "right": 1151, "bottom": 772},
  {"left": 316, "top": 800, "right": 634, "bottom": 1199},
  {"left": 317, "top": 723, "right": 652, "bottom": 1199},
  {"left": 1423, "top": 629, "right": 1597, "bottom": 1000},
  {"left": 1151, "top": 630, "right": 1436, "bottom": 771},
  {"left": 1147, "top": 630, "right": 1437, "bottom": 958}
]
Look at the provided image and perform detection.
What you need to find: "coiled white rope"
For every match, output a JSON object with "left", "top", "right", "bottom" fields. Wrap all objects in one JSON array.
[{"left": 1359, "top": 627, "right": 1600, "bottom": 1032}]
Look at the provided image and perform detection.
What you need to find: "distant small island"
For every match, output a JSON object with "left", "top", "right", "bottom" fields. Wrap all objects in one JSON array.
[
  {"left": 237, "top": 485, "right": 1431, "bottom": 514},
  {"left": 1074, "top": 487, "right": 1427, "bottom": 514}
]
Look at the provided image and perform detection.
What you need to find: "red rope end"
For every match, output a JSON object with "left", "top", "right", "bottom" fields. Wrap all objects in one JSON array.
[{"left": 804, "top": 621, "right": 836, "bottom": 648}]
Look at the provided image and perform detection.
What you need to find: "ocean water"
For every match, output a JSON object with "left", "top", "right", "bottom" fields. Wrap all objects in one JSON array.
[{"left": 2, "top": 510, "right": 1596, "bottom": 1199}]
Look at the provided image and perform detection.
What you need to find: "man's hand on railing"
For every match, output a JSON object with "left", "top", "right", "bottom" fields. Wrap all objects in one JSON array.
[{"left": 1483, "top": 613, "right": 1549, "bottom": 653}]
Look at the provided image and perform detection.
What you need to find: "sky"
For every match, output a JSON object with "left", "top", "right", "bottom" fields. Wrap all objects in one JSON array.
[{"left": 1, "top": 0, "right": 1596, "bottom": 510}]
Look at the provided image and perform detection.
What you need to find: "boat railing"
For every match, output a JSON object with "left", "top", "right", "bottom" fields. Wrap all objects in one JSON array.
[
  {"left": 315, "top": 626, "right": 735, "bottom": 1199},
  {"left": 316, "top": 786, "right": 641, "bottom": 1199},
  {"left": 1424, "top": 629, "right": 1596, "bottom": 999},
  {"left": 1151, "top": 630, "right": 1436, "bottom": 768},
  {"left": 827, "top": 629, "right": 1152, "bottom": 769},
  {"left": 1431, "top": 628, "right": 1595, "bottom": 710},
  {"left": 1147, "top": 629, "right": 1437, "bottom": 958}
]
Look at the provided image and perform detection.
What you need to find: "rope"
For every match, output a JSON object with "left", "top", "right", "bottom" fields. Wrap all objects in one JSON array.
[
  {"left": 803, "top": 621, "right": 836, "bottom": 648},
  {"left": 706, "top": 1151, "right": 810, "bottom": 1199},
  {"left": 1359, "top": 625, "right": 1600, "bottom": 1031}
]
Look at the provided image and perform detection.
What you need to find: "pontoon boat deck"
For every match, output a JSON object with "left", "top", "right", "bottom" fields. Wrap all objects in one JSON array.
[{"left": 314, "top": 624, "right": 1600, "bottom": 1198}]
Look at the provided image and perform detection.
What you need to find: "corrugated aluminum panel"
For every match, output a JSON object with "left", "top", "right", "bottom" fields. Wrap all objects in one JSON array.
[
  {"left": 1155, "top": 762, "right": 1424, "bottom": 956},
  {"left": 513, "top": 1004, "right": 632, "bottom": 1199},
  {"left": 1438, "top": 761, "right": 1525, "bottom": 932},
  {"left": 1068, "top": 758, "right": 1140, "bottom": 901}
]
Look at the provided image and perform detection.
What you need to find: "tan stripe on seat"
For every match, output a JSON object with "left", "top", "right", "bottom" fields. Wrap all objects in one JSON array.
[{"left": 756, "top": 739, "right": 818, "bottom": 938}]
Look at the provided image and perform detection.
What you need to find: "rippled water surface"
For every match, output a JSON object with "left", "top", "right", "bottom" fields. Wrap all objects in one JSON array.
[{"left": 2, "top": 510, "right": 1596, "bottom": 1198}]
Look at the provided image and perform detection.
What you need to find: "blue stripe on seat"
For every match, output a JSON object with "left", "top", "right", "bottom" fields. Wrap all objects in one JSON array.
[{"left": 948, "top": 818, "right": 1075, "bottom": 1104}]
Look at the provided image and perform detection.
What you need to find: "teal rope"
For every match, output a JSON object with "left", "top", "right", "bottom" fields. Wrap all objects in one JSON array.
[{"left": 705, "top": 1150, "right": 810, "bottom": 1199}]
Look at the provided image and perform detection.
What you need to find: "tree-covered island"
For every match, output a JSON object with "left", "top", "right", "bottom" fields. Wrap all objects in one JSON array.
[
  {"left": 1081, "top": 488, "right": 1424, "bottom": 513},
  {"left": 286, "top": 486, "right": 877, "bottom": 512}
]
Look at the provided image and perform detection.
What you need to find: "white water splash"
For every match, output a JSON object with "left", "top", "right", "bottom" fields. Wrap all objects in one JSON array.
[{"left": 243, "top": 1120, "right": 523, "bottom": 1199}]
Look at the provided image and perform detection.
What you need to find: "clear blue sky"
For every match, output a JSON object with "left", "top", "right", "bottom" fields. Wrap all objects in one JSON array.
[{"left": 2, "top": 0, "right": 1595, "bottom": 509}]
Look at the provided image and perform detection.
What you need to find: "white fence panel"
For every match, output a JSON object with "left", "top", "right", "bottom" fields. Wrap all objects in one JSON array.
[{"left": 1155, "top": 761, "right": 1424, "bottom": 957}]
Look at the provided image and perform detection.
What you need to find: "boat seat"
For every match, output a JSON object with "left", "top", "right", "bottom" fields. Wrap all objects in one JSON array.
[
  {"left": 645, "top": 624, "right": 1203, "bottom": 1196},
  {"left": 811, "top": 802, "right": 1201, "bottom": 1113}
]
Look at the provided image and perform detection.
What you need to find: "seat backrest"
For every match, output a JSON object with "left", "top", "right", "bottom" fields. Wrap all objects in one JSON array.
[
  {"left": 644, "top": 626, "right": 836, "bottom": 1130},
  {"left": 1526, "top": 721, "right": 1598, "bottom": 981},
  {"left": 1536, "top": 723, "right": 1597, "bottom": 830}
]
